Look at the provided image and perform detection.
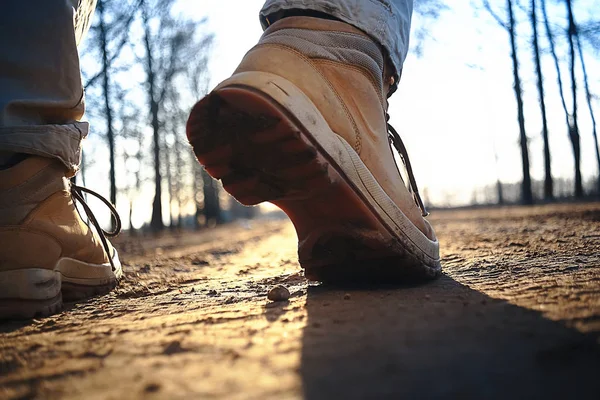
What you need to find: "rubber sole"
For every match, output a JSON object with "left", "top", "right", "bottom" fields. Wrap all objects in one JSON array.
[
  {"left": 0, "top": 292, "right": 63, "bottom": 320},
  {"left": 61, "top": 279, "right": 118, "bottom": 302},
  {"left": 187, "top": 76, "right": 441, "bottom": 283},
  {"left": 57, "top": 253, "right": 123, "bottom": 301},
  {"left": 0, "top": 251, "right": 122, "bottom": 320}
]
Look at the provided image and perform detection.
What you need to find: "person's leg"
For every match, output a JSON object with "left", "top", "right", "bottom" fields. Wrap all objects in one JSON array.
[
  {"left": 259, "top": 0, "right": 413, "bottom": 89},
  {"left": 0, "top": 0, "right": 122, "bottom": 320},
  {"left": 187, "top": 0, "right": 441, "bottom": 281},
  {"left": 0, "top": 0, "right": 95, "bottom": 173}
]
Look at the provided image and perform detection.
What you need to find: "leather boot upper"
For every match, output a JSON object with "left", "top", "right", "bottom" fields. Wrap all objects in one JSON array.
[
  {"left": 0, "top": 156, "right": 110, "bottom": 271},
  {"left": 234, "top": 17, "right": 434, "bottom": 239}
]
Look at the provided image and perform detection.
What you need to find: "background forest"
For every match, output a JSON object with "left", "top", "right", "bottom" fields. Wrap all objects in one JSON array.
[{"left": 76, "top": 0, "right": 600, "bottom": 232}]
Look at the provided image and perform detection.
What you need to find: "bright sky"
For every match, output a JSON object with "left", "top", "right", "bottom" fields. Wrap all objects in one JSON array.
[
  {"left": 189, "top": 0, "right": 599, "bottom": 206},
  {"left": 83, "top": 0, "right": 599, "bottom": 227}
]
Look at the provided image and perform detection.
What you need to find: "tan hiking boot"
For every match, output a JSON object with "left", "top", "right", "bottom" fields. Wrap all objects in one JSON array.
[
  {"left": 0, "top": 156, "right": 122, "bottom": 319},
  {"left": 187, "top": 16, "right": 441, "bottom": 282}
]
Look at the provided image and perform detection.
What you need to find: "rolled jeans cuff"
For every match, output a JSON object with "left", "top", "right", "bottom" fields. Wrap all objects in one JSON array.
[
  {"left": 0, "top": 122, "right": 87, "bottom": 176},
  {"left": 259, "top": 0, "right": 412, "bottom": 76}
]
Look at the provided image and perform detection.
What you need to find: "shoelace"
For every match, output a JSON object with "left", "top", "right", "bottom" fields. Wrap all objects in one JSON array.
[
  {"left": 71, "top": 184, "right": 122, "bottom": 271},
  {"left": 386, "top": 113, "right": 429, "bottom": 217}
]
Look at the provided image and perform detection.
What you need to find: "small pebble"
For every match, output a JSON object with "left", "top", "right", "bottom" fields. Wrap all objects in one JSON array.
[
  {"left": 144, "top": 383, "right": 161, "bottom": 393},
  {"left": 163, "top": 340, "right": 184, "bottom": 355},
  {"left": 343, "top": 293, "right": 351, "bottom": 300},
  {"left": 267, "top": 285, "right": 290, "bottom": 302}
]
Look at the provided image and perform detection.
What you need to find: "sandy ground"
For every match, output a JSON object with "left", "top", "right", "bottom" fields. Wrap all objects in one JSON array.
[{"left": 1, "top": 203, "right": 599, "bottom": 399}]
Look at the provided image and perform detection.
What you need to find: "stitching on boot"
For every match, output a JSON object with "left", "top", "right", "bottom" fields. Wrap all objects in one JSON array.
[
  {"left": 314, "top": 59, "right": 385, "bottom": 108},
  {"left": 262, "top": 29, "right": 384, "bottom": 75},
  {"left": 257, "top": 28, "right": 386, "bottom": 153},
  {"left": 263, "top": 31, "right": 384, "bottom": 95},
  {"left": 252, "top": 43, "right": 363, "bottom": 154}
]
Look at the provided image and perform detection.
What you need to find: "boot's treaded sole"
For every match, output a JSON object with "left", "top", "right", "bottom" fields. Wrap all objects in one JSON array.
[
  {"left": 188, "top": 83, "right": 441, "bottom": 283},
  {"left": 0, "top": 293, "right": 63, "bottom": 320},
  {"left": 0, "top": 253, "right": 122, "bottom": 320}
]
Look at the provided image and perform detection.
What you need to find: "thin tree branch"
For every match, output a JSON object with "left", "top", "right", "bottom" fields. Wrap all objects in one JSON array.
[{"left": 483, "top": 0, "right": 509, "bottom": 30}]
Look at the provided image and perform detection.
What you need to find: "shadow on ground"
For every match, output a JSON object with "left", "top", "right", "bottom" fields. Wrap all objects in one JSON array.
[{"left": 300, "top": 275, "right": 600, "bottom": 399}]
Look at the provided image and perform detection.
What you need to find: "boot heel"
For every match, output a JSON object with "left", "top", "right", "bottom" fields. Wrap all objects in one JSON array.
[{"left": 0, "top": 269, "right": 62, "bottom": 319}]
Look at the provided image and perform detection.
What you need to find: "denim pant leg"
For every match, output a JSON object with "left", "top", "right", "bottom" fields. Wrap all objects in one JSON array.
[
  {"left": 0, "top": 0, "right": 96, "bottom": 175},
  {"left": 260, "top": 0, "right": 413, "bottom": 76}
]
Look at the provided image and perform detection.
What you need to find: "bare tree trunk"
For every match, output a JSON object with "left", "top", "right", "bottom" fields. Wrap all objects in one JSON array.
[
  {"left": 496, "top": 180, "right": 504, "bottom": 205},
  {"left": 133, "top": 130, "right": 143, "bottom": 233},
  {"left": 174, "top": 136, "right": 184, "bottom": 228},
  {"left": 142, "top": 5, "right": 164, "bottom": 231},
  {"left": 530, "top": 0, "right": 553, "bottom": 200},
  {"left": 508, "top": 0, "right": 533, "bottom": 204},
  {"left": 80, "top": 149, "right": 87, "bottom": 187},
  {"left": 128, "top": 199, "right": 136, "bottom": 236},
  {"left": 573, "top": 14, "right": 599, "bottom": 195},
  {"left": 492, "top": 141, "right": 504, "bottom": 205},
  {"left": 565, "top": 0, "right": 583, "bottom": 198},
  {"left": 163, "top": 136, "right": 176, "bottom": 229},
  {"left": 98, "top": 0, "right": 117, "bottom": 214},
  {"left": 201, "top": 167, "right": 221, "bottom": 225},
  {"left": 541, "top": 0, "right": 577, "bottom": 194},
  {"left": 192, "top": 161, "right": 201, "bottom": 229}
]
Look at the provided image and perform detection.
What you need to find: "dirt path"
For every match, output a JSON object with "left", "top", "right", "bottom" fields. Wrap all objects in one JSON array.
[{"left": 1, "top": 203, "right": 599, "bottom": 399}]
